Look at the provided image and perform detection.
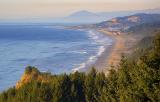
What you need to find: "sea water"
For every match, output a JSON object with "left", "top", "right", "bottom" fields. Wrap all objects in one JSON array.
[{"left": 0, "top": 25, "right": 112, "bottom": 91}]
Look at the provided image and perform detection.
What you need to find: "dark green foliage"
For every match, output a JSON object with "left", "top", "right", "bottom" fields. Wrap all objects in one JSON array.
[
  {"left": 85, "top": 68, "right": 98, "bottom": 102},
  {"left": 126, "top": 22, "right": 160, "bottom": 36},
  {"left": 25, "top": 66, "right": 40, "bottom": 74},
  {"left": 135, "top": 36, "right": 153, "bottom": 49},
  {"left": 0, "top": 33, "right": 160, "bottom": 102},
  {"left": 70, "top": 72, "right": 85, "bottom": 102}
]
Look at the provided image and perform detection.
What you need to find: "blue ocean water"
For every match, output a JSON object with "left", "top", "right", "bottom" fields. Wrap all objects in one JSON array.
[{"left": 0, "top": 25, "right": 112, "bottom": 91}]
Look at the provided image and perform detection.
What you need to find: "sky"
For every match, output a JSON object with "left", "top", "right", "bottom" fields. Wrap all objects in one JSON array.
[{"left": 0, "top": 0, "right": 160, "bottom": 20}]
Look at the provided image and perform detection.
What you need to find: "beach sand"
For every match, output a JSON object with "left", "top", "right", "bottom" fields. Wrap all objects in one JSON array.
[
  {"left": 93, "top": 28, "right": 138, "bottom": 75},
  {"left": 70, "top": 27, "right": 139, "bottom": 75}
]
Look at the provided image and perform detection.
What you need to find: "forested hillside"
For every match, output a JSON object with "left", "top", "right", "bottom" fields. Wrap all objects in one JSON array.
[
  {"left": 0, "top": 32, "right": 160, "bottom": 102},
  {"left": 95, "top": 13, "right": 160, "bottom": 30},
  {"left": 126, "top": 22, "right": 160, "bottom": 36}
]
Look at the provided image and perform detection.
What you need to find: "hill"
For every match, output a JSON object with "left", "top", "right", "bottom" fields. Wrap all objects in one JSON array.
[
  {"left": 69, "top": 10, "right": 98, "bottom": 17},
  {"left": 52, "top": 8, "right": 160, "bottom": 24},
  {"left": 95, "top": 13, "right": 160, "bottom": 30},
  {"left": 54, "top": 10, "right": 107, "bottom": 24},
  {"left": 126, "top": 22, "right": 160, "bottom": 36}
]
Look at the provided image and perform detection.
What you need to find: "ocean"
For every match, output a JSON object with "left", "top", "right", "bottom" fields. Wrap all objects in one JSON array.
[{"left": 0, "top": 24, "right": 112, "bottom": 91}]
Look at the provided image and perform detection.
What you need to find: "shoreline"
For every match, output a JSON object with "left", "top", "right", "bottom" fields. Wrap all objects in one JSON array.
[
  {"left": 94, "top": 29, "right": 125, "bottom": 74},
  {"left": 83, "top": 28, "right": 137, "bottom": 74},
  {"left": 70, "top": 29, "right": 114, "bottom": 73},
  {"left": 92, "top": 30, "right": 116, "bottom": 73},
  {"left": 66, "top": 26, "right": 138, "bottom": 74},
  {"left": 72, "top": 28, "right": 116, "bottom": 73},
  {"left": 93, "top": 28, "right": 138, "bottom": 74}
]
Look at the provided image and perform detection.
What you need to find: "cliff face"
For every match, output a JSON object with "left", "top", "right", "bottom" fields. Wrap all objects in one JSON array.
[
  {"left": 16, "top": 73, "right": 32, "bottom": 89},
  {"left": 16, "top": 66, "right": 51, "bottom": 89}
]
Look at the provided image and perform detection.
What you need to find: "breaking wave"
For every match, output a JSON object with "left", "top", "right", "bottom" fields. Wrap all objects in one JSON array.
[{"left": 72, "top": 30, "right": 112, "bottom": 72}]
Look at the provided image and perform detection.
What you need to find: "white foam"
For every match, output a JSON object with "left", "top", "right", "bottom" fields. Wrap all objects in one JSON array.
[
  {"left": 72, "top": 63, "right": 86, "bottom": 72},
  {"left": 72, "top": 55, "right": 97, "bottom": 72},
  {"left": 88, "top": 56, "right": 97, "bottom": 63},
  {"left": 97, "top": 46, "right": 105, "bottom": 56},
  {"left": 70, "top": 50, "right": 87, "bottom": 54},
  {"left": 72, "top": 30, "right": 113, "bottom": 72},
  {"left": 88, "top": 30, "right": 113, "bottom": 45}
]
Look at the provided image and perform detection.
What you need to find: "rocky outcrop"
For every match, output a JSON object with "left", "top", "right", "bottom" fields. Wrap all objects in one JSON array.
[{"left": 16, "top": 66, "right": 51, "bottom": 89}]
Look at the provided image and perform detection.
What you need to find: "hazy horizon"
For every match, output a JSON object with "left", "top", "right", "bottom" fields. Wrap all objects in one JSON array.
[{"left": 0, "top": 0, "right": 160, "bottom": 22}]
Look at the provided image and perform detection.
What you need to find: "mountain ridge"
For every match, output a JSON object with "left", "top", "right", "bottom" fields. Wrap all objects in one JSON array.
[
  {"left": 53, "top": 8, "right": 160, "bottom": 24},
  {"left": 95, "top": 13, "right": 160, "bottom": 31}
]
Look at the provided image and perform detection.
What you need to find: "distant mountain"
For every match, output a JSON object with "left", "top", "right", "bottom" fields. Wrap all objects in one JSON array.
[
  {"left": 95, "top": 13, "right": 160, "bottom": 30},
  {"left": 69, "top": 10, "right": 97, "bottom": 17},
  {"left": 51, "top": 8, "right": 160, "bottom": 24},
  {"left": 53, "top": 10, "right": 107, "bottom": 24},
  {"left": 1, "top": 8, "right": 159, "bottom": 24}
]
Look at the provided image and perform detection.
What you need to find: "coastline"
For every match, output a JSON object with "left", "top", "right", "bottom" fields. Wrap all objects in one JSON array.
[
  {"left": 92, "top": 29, "right": 116, "bottom": 73},
  {"left": 71, "top": 28, "right": 115, "bottom": 73},
  {"left": 94, "top": 29, "right": 125, "bottom": 74},
  {"left": 71, "top": 29, "right": 113, "bottom": 73},
  {"left": 80, "top": 28, "right": 137, "bottom": 75},
  {"left": 66, "top": 26, "right": 138, "bottom": 74},
  {"left": 93, "top": 28, "right": 138, "bottom": 74}
]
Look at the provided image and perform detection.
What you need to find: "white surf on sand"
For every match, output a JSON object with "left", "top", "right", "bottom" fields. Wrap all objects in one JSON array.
[{"left": 72, "top": 30, "right": 113, "bottom": 72}]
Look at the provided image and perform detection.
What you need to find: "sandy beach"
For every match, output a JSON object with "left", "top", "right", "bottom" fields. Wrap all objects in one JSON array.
[
  {"left": 93, "top": 28, "right": 138, "bottom": 75},
  {"left": 68, "top": 26, "right": 138, "bottom": 74}
]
